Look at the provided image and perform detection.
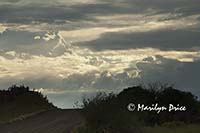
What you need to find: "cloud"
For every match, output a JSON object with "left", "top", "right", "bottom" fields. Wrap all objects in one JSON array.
[
  {"left": 1, "top": 0, "right": 199, "bottom": 49},
  {"left": 0, "top": 0, "right": 199, "bottom": 26},
  {"left": 1, "top": 45, "right": 200, "bottom": 108},
  {"left": 1, "top": 53, "right": 200, "bottom": 99},
  {"left": 79, "top": 26, "right": 200, "bottom": 51},
  {"left": 0, "top": 0, "right": 98, "bottom": 6},
  {"left": 0, "top": 30, "right": 74, "bottom": 57},
  {"left": 1, "top": 45, "right": 199, "bottom": 91},
  {"left": 0, "top": 24, "right": 7, "bottom": 33},
  {"left": 136, "top": 55, "right": 200, "bottom": 94}
]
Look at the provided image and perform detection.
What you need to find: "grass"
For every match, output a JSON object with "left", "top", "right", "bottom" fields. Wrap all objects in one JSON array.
[
  {"left": 143, "top": 124, "right": 200, "bottom": 133},
  {"left": 73, "top": 124, "right": 200, "bottom": 133}
]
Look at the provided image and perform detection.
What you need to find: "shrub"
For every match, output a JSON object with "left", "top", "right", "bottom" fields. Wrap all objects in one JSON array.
[
  {"left": 79, "top": 84, "right": 200, "bottom": 132},
  {"left": 80, "top": 92, "right": 143, "bottom": 132}
]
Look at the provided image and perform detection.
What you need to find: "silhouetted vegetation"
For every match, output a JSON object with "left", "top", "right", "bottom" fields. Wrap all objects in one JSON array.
[
  {"left": 77, "top": 83, "right": 200, "bottom": 133},
  {"left": 0, "top": 85, "right": 56, "bottom": 123}
]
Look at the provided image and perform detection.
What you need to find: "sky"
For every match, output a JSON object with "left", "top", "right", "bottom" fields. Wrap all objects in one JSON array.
[{"left": 0, "top": 0, "right": 200, "bottom": 108}]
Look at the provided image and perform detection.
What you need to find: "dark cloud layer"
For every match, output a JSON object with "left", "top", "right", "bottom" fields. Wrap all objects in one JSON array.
[
  {"left": 79, "top": 28, "right": 200, "bottom": 51},
  {"left": 0, "top": 0, "right": 199, "bottom": 24},
  {"left": 0, "top": 5, "right": 89, "bottom": 24},
  {"left": 136, "top": 55, "right": 200, "bottom": 94}
]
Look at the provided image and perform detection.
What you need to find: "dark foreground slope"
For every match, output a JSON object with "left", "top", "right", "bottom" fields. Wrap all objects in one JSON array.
[
  {"left": 0, "top": 109, "right": 83, "bottom": 133},
  {"left": 0, "top": 85, "right": 55, "bottom": 123},
  {"left": 0, "top": 85, "right": 84, "bottom": 133}
]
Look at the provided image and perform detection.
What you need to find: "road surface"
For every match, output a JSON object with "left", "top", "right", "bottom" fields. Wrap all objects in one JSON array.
[{"left": 0, "top": 109, "right": 83, "bottom": 133}]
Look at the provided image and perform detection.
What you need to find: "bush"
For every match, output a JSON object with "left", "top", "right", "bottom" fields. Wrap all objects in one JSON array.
[
  {"left": 80, "top": 92, "right": 142, "bottom": 132},
  {"left": 79, "top": 84, "right": 200, "bottom": 132}
]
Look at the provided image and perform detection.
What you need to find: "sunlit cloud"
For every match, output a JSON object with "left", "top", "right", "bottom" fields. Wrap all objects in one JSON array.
[{"left": 0, "top": 24, "right": 7, "bottom": 33}]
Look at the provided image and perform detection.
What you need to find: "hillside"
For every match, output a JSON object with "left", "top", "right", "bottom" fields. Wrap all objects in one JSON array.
[{"left": 0, "top": 85, "right": 56, "bottom": 123}]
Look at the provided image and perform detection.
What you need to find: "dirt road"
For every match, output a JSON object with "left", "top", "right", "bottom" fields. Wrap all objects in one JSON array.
[{"left": 0, "top": 109, "right": 83, "bottom": 133}]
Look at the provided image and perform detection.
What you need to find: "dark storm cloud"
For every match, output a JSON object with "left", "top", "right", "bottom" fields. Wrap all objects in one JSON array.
[
  {"left": 0, "top": 2, "right": 147, "bottom": 25},
  {"left": 0, "top": 0, "right": 21, "bottom": 3},
  {"left": 0, "top": 5, "right": 90, "bottom": 24},
  {"left": 112, "top": 0, "right": 200, "bottom": 18},
  {"left": 78, "top": 28, "right": 200, "bottom": 51},
  {"left": 136, "top": 55, "right": 200, "bottom": 95},
  {"left": 0, "top": 2, "right": 132, "bottom": 24},
  {"left": 0, "top": 0, "right": 199, "bottom": 25},
  {"left": 70, "top": 0, "right": 199, "bottom": 17}
]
